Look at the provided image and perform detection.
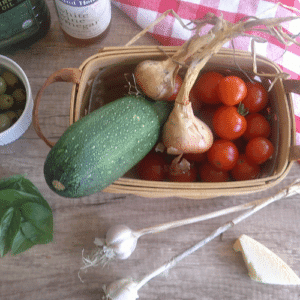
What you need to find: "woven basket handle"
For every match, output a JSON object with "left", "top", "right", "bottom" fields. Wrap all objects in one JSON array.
[
  {"left": 33, "top": 68, "right": 82, "bottom": 148},
  {"left": 283, "top": 79, "right": 300, "bottom": 161},
  {"left": 283, "top": 79, "right": 300, "bottom": 95}
]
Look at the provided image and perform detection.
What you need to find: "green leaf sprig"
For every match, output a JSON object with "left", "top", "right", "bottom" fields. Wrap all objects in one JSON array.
[{"left": 0, "top": 175, "right": 53, "bottom": 257}]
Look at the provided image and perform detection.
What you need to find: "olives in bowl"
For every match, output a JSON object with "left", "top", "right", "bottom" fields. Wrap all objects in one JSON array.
[
  {"left": 0, "top": 55, "right": 33, "bottom": 145},
  {"left": 0, "top": 71, "right": 27, "bottom": 130}
]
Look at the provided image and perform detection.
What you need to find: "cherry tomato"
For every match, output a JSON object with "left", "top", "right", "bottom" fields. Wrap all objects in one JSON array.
[
  {"left": 207, "top": 139, "right": 239, "bottom": 171},
  {"left": 212, "top": 105, "right": 247, "bottom": 140},
  {"left": 136, "top": 151, "right": 167, "bottom": 181},
  {"left": 231, "top": 154, "right": 260, "bottom": 181},
  {"left": 199, "top": 162, "right": 230, "bottom": 182},
  {"left": 241, "top": 81, "right": 268, "bottom": 113},
  {"left": 168, "top": 162, "right": 198, "bottom": 182},
  {"left": 243, "top": 113, "right": 271, "bottom": 141},
  {"left": 166, "top": 75, "right": 182, "bottom": 101},
  {"left": 217, "top": 76, "right": 247, "bottom": 106},
  {"left": 183, "top": 152, "right": 206, "bottom": 163},
  {"left": 193, "top": 71, "right": 224, "bottom": 105},
  {"left": 245, "top": 137, "right": 274, "bottom": 165}
]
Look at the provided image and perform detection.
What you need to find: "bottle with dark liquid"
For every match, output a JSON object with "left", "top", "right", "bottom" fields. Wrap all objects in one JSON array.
[
  {"left": 54, "top": 0, "right": 111, "bottom": 46},
  {"left": 0, "top": 0, "right": 51, "bottom": 53}
]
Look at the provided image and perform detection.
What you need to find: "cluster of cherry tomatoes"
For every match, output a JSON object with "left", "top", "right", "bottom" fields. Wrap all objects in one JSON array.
[{"left": 135, "top": 71, "right": 275, "bottom": 182}]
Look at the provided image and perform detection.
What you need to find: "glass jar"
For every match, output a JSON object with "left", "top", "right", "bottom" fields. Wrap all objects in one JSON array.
[
  {"left": 54, "top": 0, "right": 111, "bottom": 46},
  {"left": 0, "top": 0, "right": 51, "bottom": 53}
]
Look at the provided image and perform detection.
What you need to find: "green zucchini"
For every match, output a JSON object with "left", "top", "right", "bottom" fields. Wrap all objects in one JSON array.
[{"left": 44, "top": 95, "right": 171, "bottom": 198}]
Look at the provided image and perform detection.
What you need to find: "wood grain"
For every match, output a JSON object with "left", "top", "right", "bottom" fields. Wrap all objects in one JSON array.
[{"left": 1, "top": 1, "right": 300, "bottom": 299}]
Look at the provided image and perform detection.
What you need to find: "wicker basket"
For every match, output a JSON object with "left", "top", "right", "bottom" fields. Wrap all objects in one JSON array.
[{"left": 33, "top": 45, "right": 300, "bottom": 199}]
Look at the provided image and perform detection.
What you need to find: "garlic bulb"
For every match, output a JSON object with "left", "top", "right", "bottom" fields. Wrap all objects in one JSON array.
[
  {"left": 80, "top": 225, "right": 138, "bottom": 271},
  {"left": 104, "top": 225, "right": 138, "bottom": 260},
  {"left": 103, "top": 278, "right": 139, "bottom": 300},
  {"left": 162, "top": 102, "right": 214, "bottom": 154}
]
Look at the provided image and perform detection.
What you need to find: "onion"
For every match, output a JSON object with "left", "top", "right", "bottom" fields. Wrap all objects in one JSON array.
[
  {"left": 134, "top": 58, "right": 180, "bottom": 101},
  {"left": 162, "top": 102, "right": 213, "bottom": 154},
  {"left": 134, "top": 25, "right": 214, "bottom": 101}
]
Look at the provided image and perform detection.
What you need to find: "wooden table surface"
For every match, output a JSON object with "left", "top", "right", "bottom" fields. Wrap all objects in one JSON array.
[{"left": 1, "top": 2, "right": 300, "bottom": 300}]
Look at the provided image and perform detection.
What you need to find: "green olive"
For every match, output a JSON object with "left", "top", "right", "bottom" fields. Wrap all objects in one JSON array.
[
  {"left": 0, "top": 77, "right": 6, "bottom": 94},
  {"left": 6, "top": 111, "right": 18, "bottom": 123},
  {"left": 12, "top": 88, "right": 26, "bottom": 103},
  {"left": 0, "top": 94, "right": 14, "bottom": 109},
  {"left": 0, "top": 113, "right": 11, "bottom": 132},
  {"left": 2, "top": 71, "right": 18, "bottom": 87},
  {"left": 16, "top": 109, "right": 23, "bottom": 117}
]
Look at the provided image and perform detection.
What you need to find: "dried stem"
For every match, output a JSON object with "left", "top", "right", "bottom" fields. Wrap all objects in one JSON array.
[
  {"left": 134, "top": 180, "right": 300, "bottom": 291},
  {"left": 80, "top": 195, "right": 268, "bottom": 274},
  {"left": 174, "top": 13, "right": 300, "bottom": 105},
  {"left": 125, "top": 10, "right": 192, "bottom": 47},
  {"left": 126, "top": 9, "right": 205, "bottom": 65},
  {"left": 136, "top": 197, "right": 261, "bottom": 237}
]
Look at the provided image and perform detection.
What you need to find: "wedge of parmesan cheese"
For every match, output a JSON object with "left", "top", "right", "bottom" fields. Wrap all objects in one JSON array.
[{"left": 233, "top": 234, "right": 300, "bottom": 285}]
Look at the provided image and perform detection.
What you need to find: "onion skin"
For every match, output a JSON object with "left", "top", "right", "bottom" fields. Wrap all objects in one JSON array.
[
  {"left": 162, "top": 102, "right": 214, "bottom": 154},
  {"left": 134, "top": 58, "right": 179, "bottom": 101}
]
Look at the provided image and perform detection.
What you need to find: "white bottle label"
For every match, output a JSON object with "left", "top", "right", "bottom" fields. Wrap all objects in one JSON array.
[{"left": 55, "top": 0, "right": 111, "bottom": 39}]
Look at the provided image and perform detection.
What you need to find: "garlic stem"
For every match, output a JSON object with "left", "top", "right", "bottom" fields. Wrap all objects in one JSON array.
[
  {"left": 88, "top": 197, "right": 264, "bottom": 267},
  {"left": 84, "top": 180, "right": 300, "bottom": 271},
  {"left": 136, "top": 197, "right": 262, "bottom": 236},
  {"left": 103, "top": 180, "right": 300, "bottom": 298},
  {"left": 133, "top": 180, "right": 300, "bottom": 291}
]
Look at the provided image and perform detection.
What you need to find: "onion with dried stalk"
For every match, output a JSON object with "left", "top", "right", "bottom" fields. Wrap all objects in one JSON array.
[
  {"left": 133, "top": 10, "right": 216, "bottom": 101},
  {"left": 162, "top": 12, "right": 300, "bottom": 154}
]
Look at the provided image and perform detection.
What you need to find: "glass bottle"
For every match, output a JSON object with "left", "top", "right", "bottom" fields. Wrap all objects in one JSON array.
[
  {"left": 54, "top": 0, "right": 111, "bottom": 46},
  {"left": 0, "top": 0, "right": 51, "bottom": 53}
]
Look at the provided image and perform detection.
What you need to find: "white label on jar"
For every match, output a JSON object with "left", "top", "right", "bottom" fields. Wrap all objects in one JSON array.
[{"left": 55, "top": 0, "right": 111, "bottom": 39}]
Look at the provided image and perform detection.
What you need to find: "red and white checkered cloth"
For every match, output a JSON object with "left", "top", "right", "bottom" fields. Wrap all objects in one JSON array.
[{"left": 112, "top": 0, "right": 300, "bottom": 144}]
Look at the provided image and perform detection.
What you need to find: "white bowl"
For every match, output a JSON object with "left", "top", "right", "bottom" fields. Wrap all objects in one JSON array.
[{"left": 0, "top": 55, "right": 33, "bottom": 145}]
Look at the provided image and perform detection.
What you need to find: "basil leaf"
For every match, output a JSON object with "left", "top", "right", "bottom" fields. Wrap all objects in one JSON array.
[
  {"left": 10, "top": 229, "right": 34, "bottom": 256},
  {"left": 0, "top": 175, "right": 53, "bottom": 257},
  {"left": 0, "top": 190, "right": 39, "bottom": 221},
  {"left": 0, "top": 175, "right": 42, "bottom": 198},
  {"left": 20, "top": 202, "right": 53, "bottom": 238},
  {"left": 0, "top": 189, "right": 52, "bottom": 217},
  {"left": 0, "top": 175, "right": 51, "bottom": 211},
  {"left": 20, "top": 221, "right": 51, "bottom": 245},
  {"left": 0, "top": 207, "right": 21, "bottom": 257}
]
